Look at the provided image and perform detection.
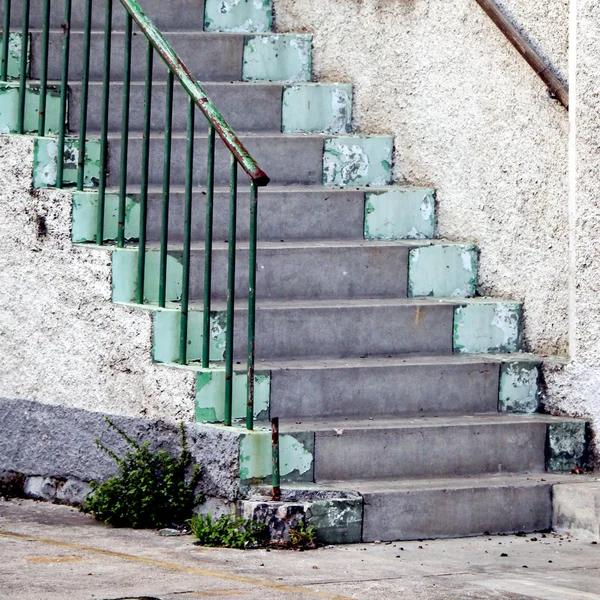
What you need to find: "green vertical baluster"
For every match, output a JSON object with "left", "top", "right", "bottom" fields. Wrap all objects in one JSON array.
[
  {"left": 96, "top": 0, "right": 112, "bottom": 242},
  {"left": 246, "top": 182, "right": 258, "bottom": 430},
  {"left": 136, "top": 41, "right": 153, "bottom": 303},
  {"left": 201, "top": 125, "right": 216, "bottom": 368},
  {"left": 55, "top": 0, "right": 71, "bottom": 187},
  {"left": 1, "top": 0, "right": 11, "bottom": 82},
  {"left": 158, "top": 70, "right": 174, "bottom": 309},
  {"left": 16, "top": 0, "right": 29, "bottom": 134},
  {"left": 272, "top": 417, "right": 281, "bottom": 501},
  {"left": 224, "top": 157, "right": 237, "bottom": 427},
  {"left": 117, "top": 12, "right": 132, "bottom": 247},
  {"left": 37, "top": 0, "right": 51, "bottom": 135},
  {"left": 179, "top": 97, "right": 195, "bottom": 365},
  {"left": 76, "top": 0, "right": 92, "bottom": 190}
]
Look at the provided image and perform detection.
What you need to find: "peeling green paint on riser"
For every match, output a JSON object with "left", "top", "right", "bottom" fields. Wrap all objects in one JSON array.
[
  {"left": 409, "top": 244, "right": 477, "bottom": 298},
  {"left": 365, "top": 189, "right": 435, "bottom": 240},
  {"left": 243, "top": 34, "right": 311, "bottom": 82},
  {"left": 34, "top": 136, "right": 101, "bottom": 188},
  {"left": 72, "top": 191, "right": 140, "bottom": 243},
  {"left": 0, "top": 32, "right": 30, "bottom": 80},
  {"left": 112, "top": 248, "right": 183, "bottom": 305},
  {"left": 453, "top": 302, "right": 522, "bottom": 354},
  {"left": 546, "top": 421, "right": 588, "bottom": 472},
  {"left": 196, "top": 369, "right": 270, "bottom": 423},
  {"left": 282, "top": 84, "right": 352, "bottom": 134},
  {"left": 499, "top": 362, "right": 541, "bottom": 413},
  {"left": 0, "top": 82, "right": 61, "bottom": 135},
  {"left": 153, "top": 307, "right": 226, "bottom": 364},
  {"left": 204, "top": 0, "right": 272, "bottom": 32},
  {"left": 239, "top": 429, "right": 314, "bottom": 483},
  {"left": 323, "top": 136, "right": 393, "bottom": 187}
]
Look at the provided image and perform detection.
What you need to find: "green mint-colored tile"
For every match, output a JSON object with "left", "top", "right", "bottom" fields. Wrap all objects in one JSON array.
[
  {"left": 547, "top": 421, "right": 588, "bottom": 472},
  {"left": 454, "top": 302, "right": 522, "bottom": 354},
  {"left": 204, "top": 0, "right": 272, "bottom": 32},
  {"left": 365, "top": 189, "right": 435, "bottom": 240},
  {"left": 111, "top": 248, "right": 183, "bottom": 305},
  {"left": 499, "top": 362, "right": 541, "bottom": 413},
  {"left": 0, "top": 82, "right": 61, "bottom": 135},
  {"left": 72, "top": 191, "right": 140, "bottom": 243},
  {"left": 282, "top": 84, "right": 352, "bottom": 134},
  {"left": 153, "top": 307, "right": 226, "bottom": 364},
  {"left": 195, "top": 369, "right": 270, "bottom": 423},
  {"left": 323, "top": 136, "right": 393, "bottom": 187},
  {"left": 308, "top": 500, "right": 363, "bottom": 544},
  {"left": 34, "top": 136, "right": 100, "bottom": 188},
  {"left": 0, "top": 32, "right": 30, "bottom": 79},
  {"left": 243, "top": 34, "right": 311, "bottom": 82},
  {"left": 239, "top": 430, "right": 314, "bottom": 482},
  {"left": 409, "top": 244, "right": 477, "bottom": 298}
]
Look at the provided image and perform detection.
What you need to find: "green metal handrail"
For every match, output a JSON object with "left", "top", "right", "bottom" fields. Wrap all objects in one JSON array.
[{"left": 0, "top": 0, "right": 278, "bottom": 492}]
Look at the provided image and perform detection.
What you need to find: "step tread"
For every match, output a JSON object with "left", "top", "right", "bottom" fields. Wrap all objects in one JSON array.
[
  {"left": 279, "top": 413, "right": 584, "bottom": 434},
  {"left": 101, "top": 184, "right": 430, "bottom": 194},
  {"left": 317, "top": 472, "right": 597, "bottom": 494}
]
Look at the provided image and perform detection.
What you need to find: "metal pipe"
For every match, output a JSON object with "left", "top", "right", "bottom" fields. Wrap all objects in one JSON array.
[
  {"left": 272, "top": 417, "right": 281, "bottom": 502},
  {"left": 37, "top": 0, "right": 51, "bottom": 135},
  {"left": 474, "top": 0, "right": 568, "bottom": 109},
  {"left": 201, "top": 125, "right": 216, "bottom": 369},
  {"left": 76, "top": 0, "right": 92, "bottom": 190},
  {"left": 55, "top": 0, "right": 71, "bottom": 186},
  {"left": 1, "top": 0, "right": 11, "bottom": 82},
  {"left": 16, "top": 0, "right": 30, "bottom": 134},
  {"left": 246, "top": 181, "right": 258, "bottom": 431}
]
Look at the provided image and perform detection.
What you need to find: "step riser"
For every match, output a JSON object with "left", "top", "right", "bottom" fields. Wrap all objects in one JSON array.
[
  {"left": 1, "top": 0, "right": 207, "bottom": 32},
  {"left": 31, "top": 31, "right": 244, "bottom": 83},
  {"left": 312, "top": 421, "right": 547, "bottom": 481},
  {"left": 362, "top": 484, "right": 552, "bottom": 542},
  {"left": 69, "top": 82, "right": 284, "bottom": 133},
  {"left": 107, "top": 135, "right": 324, "bottom": 187},
  {"left": 269, "top": 362, "right": 501, "bottom": 420}
]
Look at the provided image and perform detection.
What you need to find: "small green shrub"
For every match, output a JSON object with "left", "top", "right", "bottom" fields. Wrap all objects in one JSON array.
[
  {"left": 80, "top": 418, "right": 203, "bottom": 529},
  {"left": 289, "top": 521, "right": 317, "bottom": 549},
  {"left": 189, "top": 513, "right": 268, "bottom": 549}
]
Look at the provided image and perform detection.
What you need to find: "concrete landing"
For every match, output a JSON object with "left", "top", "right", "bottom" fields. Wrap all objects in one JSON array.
[{"left": 2, "top": 499, "right": 600, "bottom": 600}]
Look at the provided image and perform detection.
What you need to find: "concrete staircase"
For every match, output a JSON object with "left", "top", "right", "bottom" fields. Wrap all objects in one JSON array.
[{"left": 2, "top": 0, "right": 589, "bottom": 542}]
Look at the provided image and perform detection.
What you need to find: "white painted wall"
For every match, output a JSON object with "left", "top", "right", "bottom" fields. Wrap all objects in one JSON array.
[{"left": 0, "top": 136, "right": 196, "bottom": 420}]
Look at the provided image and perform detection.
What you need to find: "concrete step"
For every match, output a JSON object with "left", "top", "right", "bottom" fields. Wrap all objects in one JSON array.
[
  {"left": 322, "top": 473, "right": 581, "bottom": 542},
  {"left": 1, "top": 0, "right": 207, "bottom": 32},
  {"left": 284, "top": 414, "right": 583, "bottom": 482},
  {"left": 105, "top": 132, "right": 393, "bottom": 188},
  {"left": 72, "top": 186, "right": 436, "bottom": 244},
  {"left": 264, "top": 355, "right": 502, "bottom": 420},
  {"left": 29, "top": 30, "right": 308, "bottom": 82}
]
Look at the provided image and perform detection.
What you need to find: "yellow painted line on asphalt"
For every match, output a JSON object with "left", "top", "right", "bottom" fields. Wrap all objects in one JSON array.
[{"left": 0, "top": 531, "right": 353, "bottom": 600}]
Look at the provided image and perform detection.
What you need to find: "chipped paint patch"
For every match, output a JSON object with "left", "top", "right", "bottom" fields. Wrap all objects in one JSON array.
[
  {"left": 547, "top": 421, "right": 588, "bottom": 472},
  {"left": 33, "top": 136, "right": 100, "bottom": 188},
  {"left": 408, "top": 244, "right": 477, "bottom": 297},
  {"left": 111, "top": 248, "right": 183, "bottom": 305},
  {"left": 308, "top": 499, "right": 363, "bottom": 544},
  {"left": 454, "top": 302, "right": 522, "bottom": 353},
  {"left": 282, "top": 84, "right": 352, "bottom": 134},
  {"left": 499, "top": 362, "right": 541, "bottom": 413},
  {"left": 364, "top": 188, "right": 435, "bottom": 240},
  {"left": 153, "top": 307, "right": 227, "bottom": 364},
  {"left": 239, "top": 430, "right": 314, "bottom": 482},
  {"left": 0, "top": 32, "right": 30, "bottom": 79},
  {"left": 243, "top": 34, "right": 311, "bottom": 82},
  {"left": 71, "top": 191, "right": 140, "bottom": 243},
  {"left": 0, "top": 82, "right": 61, "bottom": 134},
  {"left": 195, "top": 369, "right": 270, "bottom": 423},
  {"left": 323, "top": 136, "right": 393, "bottom": 186},
  {"left": 204, "top": 0, "right": 272, "bottom": 32}
]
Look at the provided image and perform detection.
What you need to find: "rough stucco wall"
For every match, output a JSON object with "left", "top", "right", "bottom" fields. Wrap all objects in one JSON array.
[
  {"left": 274, "top": 0, "right": 569, "bottom": 355},
  {"left": 544, "top": 0, "right": 600, "bottom": 456},
  {"left": 0, "top": 135, "right": 196, "bottom": 421}
]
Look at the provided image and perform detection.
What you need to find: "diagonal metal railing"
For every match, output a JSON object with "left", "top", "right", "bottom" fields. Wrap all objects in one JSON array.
[{"left": 1, "top": 0, "right": 281, "bottom": 499}]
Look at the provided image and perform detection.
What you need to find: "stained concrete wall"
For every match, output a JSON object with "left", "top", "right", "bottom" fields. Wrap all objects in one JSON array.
[
  {"left": 0, "top": 135, "right": 196, "bottom": 421},
  {"left": 274, "top": 0, "right": 570, "bottom": 355},
  {"left": 544, "top": 0, "right": 600, "bottom": 450}
]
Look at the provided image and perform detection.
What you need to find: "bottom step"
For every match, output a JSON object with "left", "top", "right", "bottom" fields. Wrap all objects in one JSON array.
[{"left": 320, "top": 473, "right": 591, "bottom": 542}]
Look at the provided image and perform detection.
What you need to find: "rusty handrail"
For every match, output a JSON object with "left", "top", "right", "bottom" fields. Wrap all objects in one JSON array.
[
  {"left": 119, "top": 0, "right": 270, "bottom": 185},
  {"left": 475, "top": 0, "right": 568, "bottom": 110}
]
